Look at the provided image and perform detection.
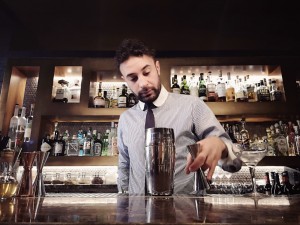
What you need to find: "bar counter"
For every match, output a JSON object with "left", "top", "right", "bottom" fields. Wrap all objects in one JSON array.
[{"left": 1, "top": 193, "right": 300, "bottom": 225}]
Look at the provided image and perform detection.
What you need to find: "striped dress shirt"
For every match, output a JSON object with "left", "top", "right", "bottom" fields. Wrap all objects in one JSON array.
[{"left": 117, "top": 85, "right": 241, "bottom": 194}]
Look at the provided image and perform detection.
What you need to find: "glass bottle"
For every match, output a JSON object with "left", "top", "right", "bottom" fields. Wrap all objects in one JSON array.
[
  {"left": 273, "top": 123, "right": 289, "bottom": 156},
  {"left": 235, "top": 78, "right": 248, "bottom": 102},
  {"left": 128, "top": 91, "right": 138, "bottom": 107},
  {"left": 40, "top": 133, "right": 52, "bottom": 153},
  {"left": 15, "top": 106, "right": 26, "bottom": 148},
  {"left": 101, "top": 129, "right": 110, "bottom": 156},
  {"left": 246, "top": 75, "right": 257, "bottom": 102},
  {"left": 257, "top": 79, "right": 271, "bottom": 102},
  {"left": 225, "top": 72, "right": 235, "bottom": 102},
  {"left": 292, "top": 172, "right": 300, "bottom": 194},
  {"left": 93, "top": 132, "right": 102, "bottom": 156},
  {"left": 189, "top": 73, "right": 199, "bottom": 97},
  {"left": 180, "top": 75, "right": 190, "bottom": 95},
  {"left": 118, "top": 85, "right": 128, "bottom": 108},
  {"left": 66, "top": 134, "right": 79, "bottom": 156},
  {"left": 198, "top": 73, "right": 207, "bottom": 101},
  {"left": 171, "top": 74, "right": 180, "bottom": 94},
  {"left": 270, "top": 79, "right": 282, "bottom": 101},
  {"left": 83, "top": 127, "right": 93, "bottom": 156},
  {"left": 294, "top": 125, "right": 300, "bottom": 156},
  {"left": 110, "top": 86, "right": 118, "bottom": 108},
  {"left": 239, "top": 119, "right": 250, "bottom": 147},
  {"left": 271, "top": 172, "right": 282, "bottom": 196},
  {"left": 281, "top": 171, "right": 292, "bottom": 195},
  {"left": 265, "top": 127, "right": 275, "bottom": 156},
  {"left": 94, "top": 82, "right": 105, "bottom": 108},
  {"left": 103, "top": 90, "right": 110, "bottom": 108},
  {"left": 8, "top": 104, "right": 19, "bottom": 149},
  {"left": 216, "top": 70, "right": 226, "bottom": 102},
  {"left": 264, "top": 172, "right": 272, "bottom": 195},
  {"left": 52, "top": 122, "right": 64, "bottom": 156},
  {"left": 207, "top": 72, "right": 216, "bottom": 102},
  {"left": 24, "top": 103, "right": 34, "bottom": 142}
]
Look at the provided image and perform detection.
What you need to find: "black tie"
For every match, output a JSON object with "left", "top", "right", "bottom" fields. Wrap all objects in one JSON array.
[{"left": 144, "top": 102, "right": 156, "bottom": 129}]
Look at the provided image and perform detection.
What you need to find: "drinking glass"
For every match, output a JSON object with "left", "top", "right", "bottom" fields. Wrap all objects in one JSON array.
[{"left": 232, "top": 140, "right": 268, "bottom": 198}]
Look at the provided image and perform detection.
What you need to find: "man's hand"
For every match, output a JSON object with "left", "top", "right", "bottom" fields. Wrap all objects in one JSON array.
[{"left": 185, "top": 136, "right": 228, "bottom": 180}]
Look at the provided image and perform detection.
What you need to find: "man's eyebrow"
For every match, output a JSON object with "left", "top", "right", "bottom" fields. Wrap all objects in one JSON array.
[{"left": 125, "top": 65, "right": 150, "bottom": 78}]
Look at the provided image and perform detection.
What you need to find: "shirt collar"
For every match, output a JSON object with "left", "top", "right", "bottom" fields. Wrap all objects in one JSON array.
[{"left": 138, "top": 85, "right": 169, "bottom": 110}]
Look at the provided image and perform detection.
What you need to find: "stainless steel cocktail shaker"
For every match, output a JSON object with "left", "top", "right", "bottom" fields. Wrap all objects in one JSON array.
[{"left": 145, "top": 128, "right": 175, "bottom": 196}]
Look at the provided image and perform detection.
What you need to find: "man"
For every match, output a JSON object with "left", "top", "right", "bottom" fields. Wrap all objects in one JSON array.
[{"left": 115, "top": 39, "right": 241, "bottom": 194}]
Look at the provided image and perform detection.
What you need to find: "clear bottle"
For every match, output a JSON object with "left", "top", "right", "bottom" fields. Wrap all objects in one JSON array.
[
  {"left": 8, "top": 104, "right": 19, "bottom": 149},
  {"left": 294, "top": 125, "right": 300, "bottom": 156},
  {"left": 15, "top": 106, "right": 26, "bottom": 148},
  {"left": 270, "top": 79, "right": 282, "bottom": 101},
  {"left": 265, "top": 127, "right": 275, "bottom": 156},
  {"left": 273, "top": 122, "right": 289, "bottom": 156},
  {"left": 286, "top": 121, "right": 296, "bottom": 156},
  {"left": 189, "top": 73, "right": 199, "bottom": 97},
  {"left": 110, "top": 86, "right": 118, "bottom": 108},
  {"left": 225, "top": 72, "right": 235, "bottom": 102},
  {"left": 52, "top": 122, "right": 64, "bottom": 156},
  {"left": 66, "top": 134, "right": 79, "bottom": 156},
  {"left": 24, "top": 103, "right": 34, "bottom": 142},
  {"left": 246, "top": 75, "right": 257, "bottom": 102},
  {"left": 171, "top": 74, "right": 180, "bottom": 94},
  {"left": 206, "top": 72, "right": 216, "bottom": 102},
  {"left": 239, "top": 119, "right": 250, "bottom": 147},
  {"left": 198, "top": 73, "right": 207, "bottom": 101},
  {"left": 101, "top": 129, "right": 110, "bottom": 156},
  {"left": 235, "top": 78, "right": 248, "bottom": 102},
  {"left": 93, "top": 82, "right": 105, "bottom": 108},
  {"left": 216, "top": 70, "right": 226, "bottom": 102},
  {"left": 257, "top": 79, "right": 271, "bottom": 102},
  {"left": 118, "top": 85, "right": 127, "bottom": 108}
]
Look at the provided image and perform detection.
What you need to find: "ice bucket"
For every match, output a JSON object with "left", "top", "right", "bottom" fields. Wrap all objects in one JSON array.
[{"left": 145, "top": 128, "right": 175, "bottom": 196}]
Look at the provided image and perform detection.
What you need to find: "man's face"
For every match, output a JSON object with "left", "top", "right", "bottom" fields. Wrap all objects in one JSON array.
[{"left": 120, "top": 55, "right": 161, "bottom": 103}]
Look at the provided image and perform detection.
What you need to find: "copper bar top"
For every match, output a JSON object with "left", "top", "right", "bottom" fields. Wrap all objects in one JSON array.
[{"left": 1, "top": 193, "right": 300, "bottom": 225}]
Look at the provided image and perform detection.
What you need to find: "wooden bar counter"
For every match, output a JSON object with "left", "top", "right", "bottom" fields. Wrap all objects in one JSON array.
[{"left": 1, "top": 194, "right": 300, "bottom": 224}]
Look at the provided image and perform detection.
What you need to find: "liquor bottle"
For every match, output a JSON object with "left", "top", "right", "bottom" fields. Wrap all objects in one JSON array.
[
  {"left": 257, "top": 79, "right": 271, "bottom": 102},
  {"left": 246, "top": 75, "right": 257, "bottom": 102},
  {"left": 239, "top": 119, "right": 250, "bottom": 147},
  {"left": 8, "top": 104, "right": 19, "bottom": 149},
  {"left": 103, "top": 91, "right": 110, "bottom": 108},
  {"left": 286, "top": 121, "right": 296, "bottom": 156},
  {"left": 265, "top": 128, "right": 275, "bottom": 156},
  {"left": 171, "top": 74, "right": 180, "bottom": 94},
  {"left": 180, "top": 75, "right": 190, "bottom": 95},
  {"left": 189, "top": 73, "right": 199, "bottom": 97},
  {"left": 271, "top": 172, "right": 282, "bottom": 195},
  {"left": 40, "top": 133, "right": 52, "bottom": 153},
  {"left": 294, "top": 126, "right": 300, "bottom": 156},
  {"left": 228, "top": 124, "right": 237, "bottom": 143},
  {"left": 15, "top": 106, "right": 26, "bottom": 148},
  {"left": 128, "top": 92, "right": 138, "bottom": 107},
  {"left": 235, "top": 78, "right": 248, "bottom": 102},
  {"left": 66, "top": 134, "right": 79, "bottom": 156},
  {"left": 52, "top": 122, "right": 64, "bottom": 156},
  {"left": 83, "top": 127, "right": 93, "bottom": 156},
  {"left": 264, "top": 172, "right": 272, "bottom": 195},
  {"left": 281, "top": 171, "right": 292, "bottom": 195},
  {"left": 94, "top": 82, "right": 105, "bottom": 108},
  {"left": 93, "top": 132, "right": 102, "bottom": 156},
  {"left": 198, "top": 73, "right": 207, "bottom": 101},
  {"left": 118, "top": 85, "right": 128, "bottom": 108},
  {"left": 24, "top": 103, "right": 34, "bottom": 142},
  {"left": 69, "top": 79, "right": 81, "bottom": 103},
  {"left": 273, "top": 123, "right": 289, "bottom": 156},
  {"left": 216, "top": 70, "right": 226, "bottom": 102},
  {"left": 270, "top": 79, "right": 282, "bottom": 101},
  {"left": 225, "top": 72, "right": 235, "bottom": 102},
  {"left": 292, "top": 172, "right": 300, "bottom": 194},
  {"left": 206, "top": 72, "right": 216, "bottom": 102},
  {"left": 101, "top": 129, "right": 110, "bottom": 156},
  {"left": 111, "top": 123, "right": 118, "bottom": 156},
  {"left": 110, "top": 86, "right": 119, "bottom": 108}
]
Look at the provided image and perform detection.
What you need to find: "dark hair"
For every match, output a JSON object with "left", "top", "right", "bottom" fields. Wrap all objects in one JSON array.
[{"left": 115, "top": 39, "right": 156, "bottom": 69}]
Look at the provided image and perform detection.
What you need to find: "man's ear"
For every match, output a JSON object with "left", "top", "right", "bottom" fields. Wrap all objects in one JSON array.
[{"left": 155, "top": 60, "right": 161, "bottom": 76}]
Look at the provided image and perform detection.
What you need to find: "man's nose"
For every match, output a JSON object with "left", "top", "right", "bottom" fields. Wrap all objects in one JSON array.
[{"left": 139, "top": 76, "right": 149, "bottom": 88}]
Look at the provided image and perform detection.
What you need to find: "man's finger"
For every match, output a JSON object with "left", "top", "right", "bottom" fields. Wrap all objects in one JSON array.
[
  {"left": 185, "top": 154, "right": 193, "bottom": 174},
  {"left": 189, "top": 152, "right": 206, "bottom": 172},
  {"left": 206, "top": 160, "right": 218, "bottom": 180}
]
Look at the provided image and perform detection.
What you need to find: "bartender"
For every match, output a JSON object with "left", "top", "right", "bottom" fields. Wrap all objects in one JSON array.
[{"left": 115, "top": 39, "right": 241, "bottom": 194}]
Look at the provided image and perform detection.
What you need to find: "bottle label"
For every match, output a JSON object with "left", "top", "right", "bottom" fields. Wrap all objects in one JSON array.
[
  {"left": 41, "top": 142, "right": 52, "bottom": 152},
  {"left": 94, "top": 143, "right": 102, "bottom": 156},
  {"left": 94, "top": 98, "right": 105, "bottom": 107},
  {"left": 172, "top": 88, "right": 180, "bottom": 94},
  {"left": 118, "top": 96, "right": 127, "bottom": 107},
  {"left": 226, "top": 87, "right": 235, "bottom": 102},
  {"left": 54, "top": 142, "right": 63, "bottom": 154},
  {"left": 24, "top": 128, "right": 32, "bottom": 139},
  {"left": 199, "top": 87, "right": 207, "bottom": 97},
  {"left": 112, "top": 137, "right": 118, "bottom": 156},
  {"left": 216, "top": 83, "right": 226, "bottom": 97}
]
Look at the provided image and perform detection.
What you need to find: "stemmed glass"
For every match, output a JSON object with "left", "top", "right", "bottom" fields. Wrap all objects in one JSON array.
[{"left": 233, "top": 140, "right": 268, "bottom": 198}]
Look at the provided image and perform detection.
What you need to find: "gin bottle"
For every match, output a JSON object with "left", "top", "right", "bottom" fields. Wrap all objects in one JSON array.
[{"left": 8, "top": 104, "right": 19, "bottom": 149}]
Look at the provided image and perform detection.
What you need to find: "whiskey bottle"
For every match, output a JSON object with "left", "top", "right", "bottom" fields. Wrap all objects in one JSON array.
[
  {"left": 198, "top": 73, "right": 207, "bottom": 101},
  {"left": 94, "top": 82, "right": 105, "bottom": 108},
  {"left": 24, "top": 104, "right": 34, "bottom": 142},
  {"left": 171, "top": 74, "right": 180, "bottom": 94},
  {"left": 207, "top": 72, "right": 216, "bottom": 102},
  {"left": 246, "top": 75, "right": 257, "bottom": 102},
  {"left": 118, "top": 85, "right": 127, "bottom": 108},
  {"left": 225, "top": 72, "right": 235, "bottom": 102},
  {"left": 8, "top": 104, "right": 19, "bottom": 149},
  {"left": 257, "top": 79, "right": 271, "bottom": 102},
  {"left": 216, "top": 70, "right": 226, "bottom": 102}
]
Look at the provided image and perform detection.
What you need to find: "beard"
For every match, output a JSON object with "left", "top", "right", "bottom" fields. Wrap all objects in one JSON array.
[{"left": 138, "top": 84, "right": 161, "bottom": 104}]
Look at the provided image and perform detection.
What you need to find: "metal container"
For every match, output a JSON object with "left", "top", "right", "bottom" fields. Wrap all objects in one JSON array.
[{"left": 145, "top": 128, "right": 175, "bottom": 196}]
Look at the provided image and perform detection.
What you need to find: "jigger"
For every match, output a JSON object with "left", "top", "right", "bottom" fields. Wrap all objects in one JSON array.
[
  {"left": 33, "top": 151, "right": 50, "bottom": 197},
  {"left": 18, "top": 151, "right": 37, "bottom": 197},
  {"left": 187, "top": 143, "right": 210, "bottom": 195}
]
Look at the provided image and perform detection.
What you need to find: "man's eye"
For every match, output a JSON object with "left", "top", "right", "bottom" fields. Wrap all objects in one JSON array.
[
  {"left": 143, "top": 71, "right": 150, "bottom": 76},
  {"left": 130, "top": 77, "right": 138, "bottom": 82}
]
